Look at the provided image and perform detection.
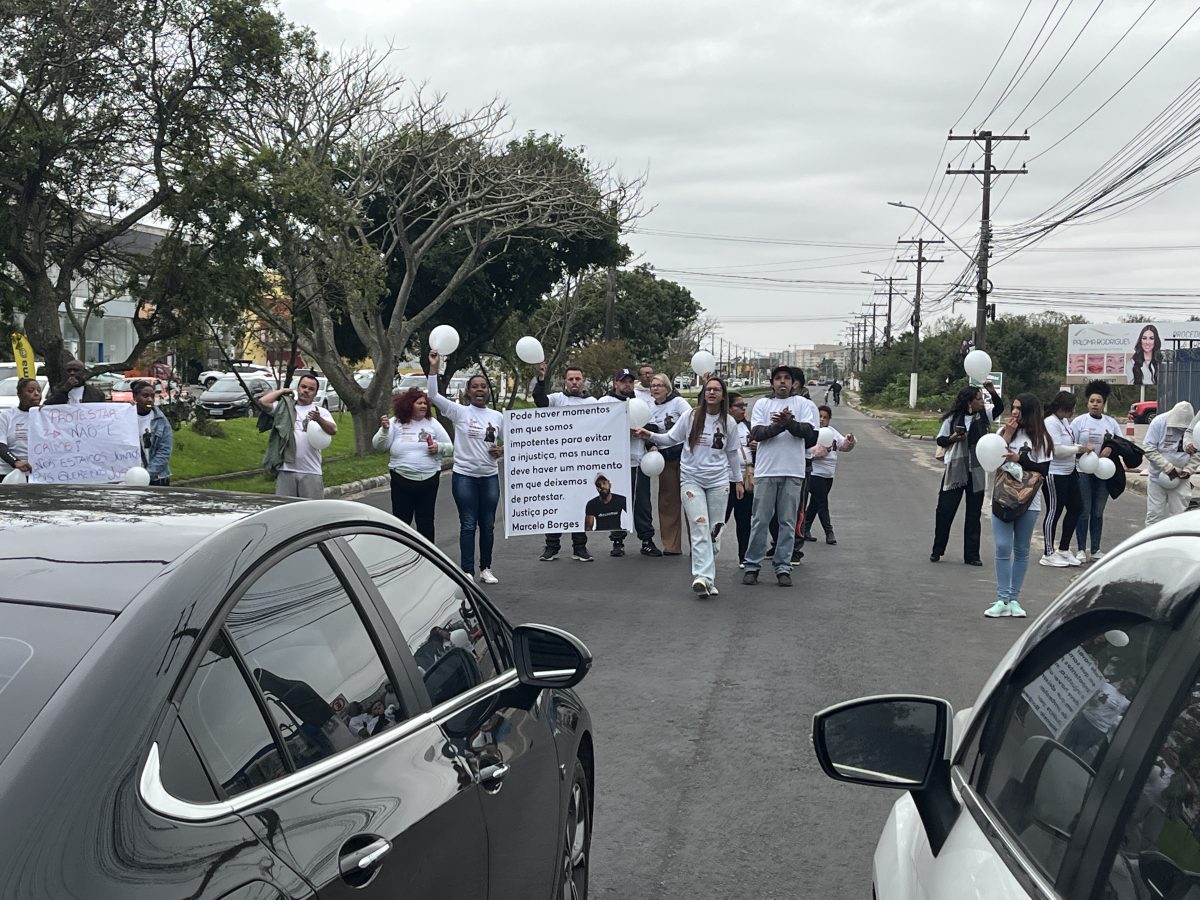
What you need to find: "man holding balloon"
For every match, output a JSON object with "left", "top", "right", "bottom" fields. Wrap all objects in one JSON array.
[{"left": 257, "top": 372, "right": 338, "bottom": 499}]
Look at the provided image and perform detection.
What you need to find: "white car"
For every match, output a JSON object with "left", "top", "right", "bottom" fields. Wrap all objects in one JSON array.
[
  {"left": 289, "top": 374, "right": 343, "bottom": 412},
  {"left": 813, "top": 511, "right": 1200, "bottom": 900},
  {"left": 198, "top": 363, "right": 274, "bottom": 389},
  {"left": 0, "top": 375, "right": 49, "bottom": 408}
]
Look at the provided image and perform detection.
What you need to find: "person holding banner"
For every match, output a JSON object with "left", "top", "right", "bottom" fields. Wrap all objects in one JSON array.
[
  {"left": 0, "top": 377, "right": 41, "bottom": 478},
  {"left": 533, "top": 362, "right": 597, "bottom": 562},
  {"left": 44, "top": 359, "right": 105, "bottom": 405},
  {"left": 637, "top": 377, "right": 742, "bottom": 597},
  {"left": 599, "top": 369, "right": 660, "bottom": 557},
  {"left": 428, "top": 351, "right": 504, "bottom": 584},
  {"left": 131, "top": 380, "right": 174, "bottom": 485}
]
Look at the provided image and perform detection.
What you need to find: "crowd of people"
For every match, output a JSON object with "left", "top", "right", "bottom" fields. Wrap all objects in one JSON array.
[{"left": 930, "top": 377, "right": 1200, "bottom": 620}]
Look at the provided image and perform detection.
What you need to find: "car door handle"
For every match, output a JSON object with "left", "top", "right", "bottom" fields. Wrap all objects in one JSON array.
[
  {"left": 341, "top": 838, "right": 392, "bottom": 873},
  {"left": 477, "top": 763, "right": 510, "bottom": 786}
]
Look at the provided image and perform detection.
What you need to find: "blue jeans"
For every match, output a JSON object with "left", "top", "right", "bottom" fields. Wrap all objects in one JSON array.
[
  {"left": 1075, "top": 473, "right": 1109, "bottom": 554},
  {"left": 745, "top": 476, "right": 805, "bottom": 574},
  {"left": 993, "top": 506, "right": 1038, "bottom": 603},
  {"left": 451, "top": 473, "right": 499, "bottom": 574}
]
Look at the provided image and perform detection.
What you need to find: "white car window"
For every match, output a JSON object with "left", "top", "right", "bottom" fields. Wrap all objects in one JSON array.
[{"left": 976, "top": 619, "right": 1167, "bottom": 883}]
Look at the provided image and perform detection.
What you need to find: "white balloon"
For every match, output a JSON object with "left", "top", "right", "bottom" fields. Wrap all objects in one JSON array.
[
  {"left": 627, "top": 398, "right": 652, "bottom": 429},
  {"left": 2, "top": 469, "right": 28, "bottom": 484},
  {"left": 690, "top": 350, "right": 716, "bottom": 377},
  {"left": 123, "top": 466, "right": 151, "bottom": 486},
  {"left": 1104, "top": 629, "right": 1130, "bottom": 647},
  {"left": 817, "top": 426, "right": 836, "bottom": 448},
  {"left": 1077, "top": 451, "right": 1100, "bottom": 475},
  {"left": 515, "top": 335, "right": 545, "bottom": 365},
  {"left": 639, "top": 451, "right": 665, "bottom": 476},
  {"left": 1095, "top": 457, "right": 1117, "bottom": 480},
  {"left": 449, "top": 628, "right": 471, "bottom": 649},
  {"left": 429, "top": 324, "right": 460, "bottom": 355},
  {"left": 306, "top": 425, "right": 333, "bottom": 451},
  {"left": 974, "top": 433, "right": 1008, "bottom": 471},
  {"left": 1156, "top": 471, "right": 1184, "bottom": 490},
  {"left": 964, "top": 349, "right": 993, "bottom": 382}
]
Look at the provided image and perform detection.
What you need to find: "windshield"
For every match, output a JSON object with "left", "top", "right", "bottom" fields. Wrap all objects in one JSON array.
[{"left": 0, "top": 377, "right": 17, "bottom": 397}]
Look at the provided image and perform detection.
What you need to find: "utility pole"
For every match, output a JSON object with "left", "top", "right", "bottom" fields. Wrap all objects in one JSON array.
[
  {"left": 871, "top": 276, "right": 906, "bottom": 346},
  {"left": 862, "top": 302, "right": 886, "bottom": 355},
  {"left": 604, "top": 266, "right": 617, "bottom": 341},
  {"left": 947, "top": 129, "right": 1028, "bottom": 351},
  {"left": 898, "top": 238, "right": 944, "bottom": 409}
]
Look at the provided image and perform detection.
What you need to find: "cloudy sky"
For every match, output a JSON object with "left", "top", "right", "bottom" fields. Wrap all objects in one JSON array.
[{"left": 281, "top": 0, "right": 1200, "bottom": 357}]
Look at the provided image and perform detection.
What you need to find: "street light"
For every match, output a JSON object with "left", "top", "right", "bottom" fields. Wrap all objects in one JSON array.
[{"left": 887, "top": 201, "right": 975, "bottom": 264}]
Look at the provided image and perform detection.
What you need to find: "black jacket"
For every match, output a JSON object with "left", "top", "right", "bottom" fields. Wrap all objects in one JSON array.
[{"left": 43, "top": 383, "right": 106, "bottom": 405}]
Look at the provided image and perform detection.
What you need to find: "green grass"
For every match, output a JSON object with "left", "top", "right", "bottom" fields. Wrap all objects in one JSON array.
[
  {"left": 890, "top": 415, "right": 942, "bottom": 438},
  {"left": 171, "top": 411, "right": 358, "bottom": 480},
  {"left": 197, "top": 452, "right": 389, "bottom": 493}
]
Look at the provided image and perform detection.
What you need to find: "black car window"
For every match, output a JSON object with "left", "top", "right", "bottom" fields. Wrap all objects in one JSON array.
[
  {"left": 977, "top": 620, "right": 1166, "bottom": 883},
  {"left": 226, "top": 545, "right": 402, "bottom": 772},
  {"left": 178, "top": 631, "right": 287, "bottom": 798},
  {"left": 341, "top": 533, "right": 502, "bottom": 708},
  {"left": 1104, "top": 672, "right": 1200, "bottom": 899}
]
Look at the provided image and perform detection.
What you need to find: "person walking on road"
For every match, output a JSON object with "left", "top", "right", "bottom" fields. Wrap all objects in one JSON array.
[
  {"left": 986, "top": 393, "right": 1053, "bottom": 619},
  {"left": 930, "top": 381, "right": 1003, "bottom": 565},
  {"left": 1143, "top": 401, "right": 1198, "bottom": 525},
  {"left": 639, "top": 377, "right": 743, "bottom": 597},
  {"left": 427, "top": 351, "right": 504, "bottom": 584},
  {"left": 534, "top": 362, "right": 597, "bottom": 562},
  {"left": 645, "top": 372, "right": 692, "bottom": 556},
  {"left": 257, "top": 372, "right": 337, "bottom": 499},
  {"left": 0, "top": 377, "right": 42, "bottom": 479},
  {"left": 1072, "top": 380, "right": 1121, "bottom": 562},
  {"left": 1040, "top": 391, "right": 1084, "bottom": 567},
  {"left": 724, "top": 391, "right": 755, "bottom": 566},
  {"left": 600, "top": 369, "right": 661, "bottom": 557},
  {"left": 742, "top": 365, "right": 818, "bottom": 587},
  {"left": 831, "top": 380, "right": 842, "bottom": 406},
  {"left": 373, "top": 386, "right": 452, "bottom": 542},
  {"left": 803, "top": 405, "right": 855, "bottom": 545},
  {"left": 131, "top": 380, "right": 174, "bottom": 486}
]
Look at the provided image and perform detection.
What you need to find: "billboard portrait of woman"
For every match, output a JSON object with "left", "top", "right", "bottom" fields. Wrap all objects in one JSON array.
[{"left": 1126, "top": 323, "right": 1162, "bottom": 386}]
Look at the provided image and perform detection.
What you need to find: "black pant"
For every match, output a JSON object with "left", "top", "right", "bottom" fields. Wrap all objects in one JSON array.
[
  {"left": 545, "top": 532, "right": 587, "bottom": 552},
  {"left": 1042, "top": 471, "right": 1082, "bottom": 554},
  {"left": 725, "top": 485, "right": 753, "bottom": 562},
  {"left": 632, "top": 466, "right": 654, "bottom": 542},
  {"left": 804, "top": 475, "right": 834, "bottom": 535},
  {"left": 390, "top": 470, "right": 440, "bottom": 542},
  {"left": 932, "top": 478, "right": 984, "bottom": 561}
]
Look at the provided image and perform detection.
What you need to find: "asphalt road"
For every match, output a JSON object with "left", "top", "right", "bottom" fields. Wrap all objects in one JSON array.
[{"left": 356, "top": 402, "right": 1151, "bottom": 898}]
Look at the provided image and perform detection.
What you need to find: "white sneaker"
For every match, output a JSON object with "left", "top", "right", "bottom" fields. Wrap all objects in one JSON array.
[
  {"left": 707, "top": 581, "right": 720, "bottom": 597},
  {"left": 478, "top": 568, "right": 499, "bottom": 585},
  {"left": 692, "top": 577, "right": 709, "bottom": 596},
  {"left": 1039, "top": 553, "right": 1069, "bottom": 568},
  {"left": 1090, "top": 550, "right": 1106, "bottom": 562},
  {"left": 1062, "top": 550, "right": 1082, "bottom": 566},
  {"left": 1077, "top": 549, "right": 1091, "bottom": 563},
  {"left": 984, "top": 600, "right": 1011, "bottom": 618}
]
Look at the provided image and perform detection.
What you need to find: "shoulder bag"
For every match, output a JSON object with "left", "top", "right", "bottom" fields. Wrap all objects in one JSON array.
[{"left": 992, "top": 466, "right": 1043, "bottom": 523}]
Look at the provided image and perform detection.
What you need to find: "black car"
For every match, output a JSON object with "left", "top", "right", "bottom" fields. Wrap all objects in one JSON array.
[
  {"left": 196, "top": 375, "right": 274, "bottom": 418},
  {"left": 0, "top": 487, "right": 594, "bottom": 899}
]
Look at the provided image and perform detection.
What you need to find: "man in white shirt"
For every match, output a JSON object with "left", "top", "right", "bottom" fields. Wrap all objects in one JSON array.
[
  {"left": 742, "top": 365, "right": 819, "bottom": 587},
  {"left": 533, "top": 363, "right": 597, "bottom": 561},
  {"left": 258, "top": 372, "right": 337, "bottom": 499}
]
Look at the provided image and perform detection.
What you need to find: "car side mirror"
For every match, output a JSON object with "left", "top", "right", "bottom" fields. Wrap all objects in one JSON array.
[
  {"left": 513, "top": 624, "right": 592, "bottom": 690},
  {"left": 813, "top": 694, "right": 952, "bottom": 789}
]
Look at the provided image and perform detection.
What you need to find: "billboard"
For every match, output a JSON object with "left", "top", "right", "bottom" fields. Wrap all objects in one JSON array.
[{"left": 1065, "top": 322, "right": 1200, "bottom": 386}]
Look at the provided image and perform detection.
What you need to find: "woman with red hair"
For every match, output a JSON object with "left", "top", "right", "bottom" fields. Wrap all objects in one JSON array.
[{"left": 373, "top": 387, "right": 452, "bottom": 540}]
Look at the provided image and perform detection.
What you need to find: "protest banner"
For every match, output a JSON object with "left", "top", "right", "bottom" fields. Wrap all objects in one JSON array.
[
  {"left": 1066, "top": 322, "right": 1200, "bottom": 386},
  {"left": 28, "top": 403, "right": 141, "bottom": 484},
  {"left": 503, "top": 403, "right": 632, "bottom": 537}
]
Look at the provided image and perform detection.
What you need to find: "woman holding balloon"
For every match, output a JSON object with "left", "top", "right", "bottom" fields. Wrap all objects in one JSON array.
[
  {"left": 1071, "top": 380, "right": 1121, "bottom": 562},
  {"left": 373, "top": 387, "right": 452, "bottom": 542}
]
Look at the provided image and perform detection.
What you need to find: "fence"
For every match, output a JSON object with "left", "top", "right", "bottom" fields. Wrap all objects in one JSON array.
[{"left": 1158, "top": 345, "right": 1200, "bottom": 410}]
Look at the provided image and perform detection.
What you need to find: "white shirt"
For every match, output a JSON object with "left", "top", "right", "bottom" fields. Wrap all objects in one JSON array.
[
  {"left": 810, "top": 426, "right": 846, "bottom": 479},
  {"left": 67, "top": 385, "right": 84, "bottom": 405},
  {"left": 648, "top": 409, "right": 742, "bottom": 489},
  {"left": 545, "top": 391, "right": 596, "bottom": 407},
  {"left": 373, "top": 416, "right": 451, "bottom": 474},
  {"left": 1143, "top": 415, "right": 1193, "bottom": 476},
  {"left": 428, "top": 375, "right": 504, "bottom": 478},
  {"left": 597, "top": 395, "right": 643, "bottom": 464},
  {"left": 1005, "top": 428, "right": 1052, "bottom": 514},
  {"left": 276, "top": 401, "right": 335, "bottom": 475},
  {"left": 749, "top": 395, "right": 819, "bottom": 479},
  {"left": 138, "top": 410, "right": 154, "bottom": 443},
  {"left": 634, "top": 385, "right": 654, "bottom": 405},
  {"left": 648, "top": 395, "right": 691, "bottom": 434},
  {"left": 0, "top": 408, "right": 30, "bottom": 475},
  {"left": 1045, "top": 415, "right": 1080, "bottom": 476},
  {"left": 1070, "top": 413, "right": 1120, "bottom": 461},
  {"left": 1081, "top": 681, "right": 1130, "bottom": 733}
]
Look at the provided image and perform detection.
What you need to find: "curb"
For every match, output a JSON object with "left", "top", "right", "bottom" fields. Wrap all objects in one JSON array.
[{"left": 326, "top": 475, "right": 391, "bottom": 500}]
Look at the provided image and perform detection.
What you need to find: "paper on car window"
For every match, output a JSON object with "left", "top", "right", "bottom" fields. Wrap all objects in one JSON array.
[{"left": 1021, "top": 647, "right": 1105, "bottom": 739}]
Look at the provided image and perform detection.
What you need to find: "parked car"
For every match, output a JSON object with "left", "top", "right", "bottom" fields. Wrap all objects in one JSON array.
[
  {"left": 289, "top": 374, "right": 343, "bottom": 411},
  {"left": 108, "top": 377, "right": 180, "bottom": 405},
  {"left": 198, "top": 362, "right": 274, "bottom": 390},
  {"left": 1130, "top": 400, "right": 1158, "bottom": 424},
  {"left": 674, "top": 375, "right": 693, "bottom": 390},
  {"left": 812, "top": 510, "right": 1200, "bottom": 900},
  {"left": 395, "top": 373, "right": 427, "bottom": 393},
  {"left": 196, "top": 375, "right": 273, "bottom": 418},
  {"left": 0, "top": 486, "right": 594, "bottom": 900},
  {"left": 0, "top": 375, "right": 49, "bottom": 409}
]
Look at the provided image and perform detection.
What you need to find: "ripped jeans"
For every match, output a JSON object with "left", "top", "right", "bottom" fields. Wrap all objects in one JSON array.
[{"left": 681, "top": 479, "right": 731, "bottom": 585}]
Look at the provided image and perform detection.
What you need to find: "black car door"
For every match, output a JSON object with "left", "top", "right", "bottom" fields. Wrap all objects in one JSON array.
[
  {"left": 337, "top": 531, "right": 564, "bottom": 900},
  {"left": 171, "top": 539, "right": 489, "bottom": 899}
]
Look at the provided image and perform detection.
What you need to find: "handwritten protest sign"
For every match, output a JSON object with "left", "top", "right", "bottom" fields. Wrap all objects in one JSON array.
[
  {"left": 28, "top": 404, "right": 141, "bottom": 484},
  {"left": 503, "top": 403, "right": 631, "bottom": 537}
]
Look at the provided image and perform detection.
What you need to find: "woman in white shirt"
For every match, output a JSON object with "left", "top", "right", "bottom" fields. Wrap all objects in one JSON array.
[
  {"left": 373, "top": 387, "right": 452, "bottom": 542},
  {"left": 723, "top": 392, "right": 755, "bottom": 566},
  {"left": 1040, "top": 391, "right": 1084, "bottom": 567},
  {"left": 645, "top": 373, "right": 693, "bottom": 556},
  {"left": 0, "top": 377, "right": 42, "bottom": 478},
  {"left": 639, "top": 377, "right": 743, "bottom": 597},
  {"left": 986, "top": 393, "right": 1054, "bottom": 620},
  {"left": 1070, "top": 380, "right": 1121, "bottom": 562},
  {"left": 427, "top": 351, "right": 505, "bottom": 585}
]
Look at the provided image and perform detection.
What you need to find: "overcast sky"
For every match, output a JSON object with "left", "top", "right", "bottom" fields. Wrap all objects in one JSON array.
[{"left": 281, "top": 0, "right": 1200, "bottom": 356}]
